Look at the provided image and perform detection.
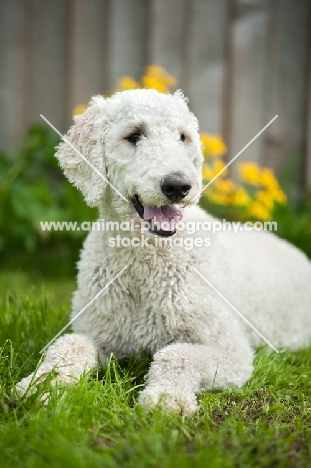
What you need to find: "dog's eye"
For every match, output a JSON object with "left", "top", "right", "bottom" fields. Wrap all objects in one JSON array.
[
  {"left": 180, "top": 133, "right": 186, "bottom": 142},
  {"left": 125, "top": 132, "right": 141, "bottom": 144}
]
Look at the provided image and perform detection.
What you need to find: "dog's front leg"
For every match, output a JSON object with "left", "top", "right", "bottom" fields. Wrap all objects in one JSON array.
[
  {"left": 139, "top": 340, "right": 254, "bottom": 416},
  {"left": 16, "top": 333, "right": 98, "bottom": 396}
]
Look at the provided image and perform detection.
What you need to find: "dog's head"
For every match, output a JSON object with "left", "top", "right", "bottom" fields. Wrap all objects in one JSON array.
[{"left": 56, "top": 89, "right": 203, "bottom": 237}]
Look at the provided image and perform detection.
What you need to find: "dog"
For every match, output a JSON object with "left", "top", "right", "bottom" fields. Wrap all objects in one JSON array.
[{"left": 17, "top": 89, "right": 311, "bottom": 415}]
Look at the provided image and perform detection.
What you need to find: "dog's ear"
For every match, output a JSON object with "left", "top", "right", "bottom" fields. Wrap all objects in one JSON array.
[{"left": 55, "top": 96, "right": 108, "bottom": 207}]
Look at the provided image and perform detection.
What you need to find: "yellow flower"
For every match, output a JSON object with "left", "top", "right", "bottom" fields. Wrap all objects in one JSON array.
[
  {"left": 200, "top": 133, "right": 227, "bottom": 158},
  {"left": 208, "top": 191, "right": 229, "bottom": 206},
  {"left": 142, "top": 76, "right": 168, "bottom": 93},
  {"left": 213, "top": 179, "right": 236, "bottom": 194},
  {"left": 73, "top": 104, "right": 87, "bottom": 115},
  {"left": 117, "top": 76, "right": 140, "bottom": 90},
  {"left": 248, "top": 202, "right": 272, "bottom": 221},
  {"left": 144, "top": 66, "right": 177, "bottom": 86},
  {"left": 141, "top": 65, "right": 177, "bottom": 93},
  {"left": 202, "top": 160, "right": 228, "bottom": 181},
  {"left": 239, "top": 162, "right": 262, "bottom": 185},
  {"left": 72, "top": 65, "right": 177, "bottom": 115},
  {"left": 145, "top": 65, "right": 166, "bottom": 76},
  {"left": 206, "top": 179, "right": 239, "bottom": 206},
  {"left": 255, "top": 190, "right": 275, "bottom": 210},
  {"left": 213, "top": 160, "right": 228, "bottom": 178},
  {"left": 270, "top": 187, "right": 287, "bottom": 204},
  {"left": 233, "top": 187, "right": 252, "bottom": 206},
  {"left": 202, "top": 165, "right": 214, "bottom": 180},
  {"left": 259, "top": 168, "right": 279, "bottom": 190}
]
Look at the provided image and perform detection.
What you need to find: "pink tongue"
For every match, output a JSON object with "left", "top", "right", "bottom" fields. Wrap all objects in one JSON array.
[{"left": 142, "top": 203, "right": 183, "bottom": 231}]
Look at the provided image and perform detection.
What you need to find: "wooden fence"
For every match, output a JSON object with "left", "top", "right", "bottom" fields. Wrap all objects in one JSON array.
[{"left": 1, "top": 0, "right": 311, "bottom": 189}]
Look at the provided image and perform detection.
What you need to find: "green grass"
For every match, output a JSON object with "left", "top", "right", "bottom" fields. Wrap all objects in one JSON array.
[{"left": 1, "top": 271, "right": 310, "bottom": 468}]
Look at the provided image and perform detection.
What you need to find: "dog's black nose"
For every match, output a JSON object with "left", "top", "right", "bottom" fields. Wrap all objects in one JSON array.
[{"left": 161, "top": 172, "right": 192, "bottom": 201}]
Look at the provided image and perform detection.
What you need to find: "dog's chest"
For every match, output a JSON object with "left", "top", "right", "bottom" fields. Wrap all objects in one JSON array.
[{"left": 89, "top": 250, "right": 197, "bottom": 355}]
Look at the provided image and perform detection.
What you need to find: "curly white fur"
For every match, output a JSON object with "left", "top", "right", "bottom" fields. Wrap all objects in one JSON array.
[{"left": 17, "top": 89, "right": 311, "bottom": 415}]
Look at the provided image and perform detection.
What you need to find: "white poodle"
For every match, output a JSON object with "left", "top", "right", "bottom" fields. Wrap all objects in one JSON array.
[{"left": 17, "top": 89, "right": 311, "bottom": 415}]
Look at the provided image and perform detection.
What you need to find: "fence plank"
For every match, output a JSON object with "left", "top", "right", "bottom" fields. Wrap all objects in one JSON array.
[
  {"left": 68, "top": 0, "right": 110, "bottom": 123},
  {"left": 109, "top": 0, "right": 149, "bottom": 88},
  {"left": 28, "top": 0, "right": 68, "bottom": 131},
  {"left": 307, "top": 23, "right": 311, "bottom": 192},
  {"left": 184, "top": 0, "right": 228, "bottom": 134},
  {"left": 148, "top": 0, "right": 188, "bottom": 84},
  {"left": 227, "top": 0, "right": 270, "bottom": 173},
  {"left": 0, "top": 0, "right": 27, "bottom": 152},
  {"left": 262, "top": 0, "right": 310, "bottom": 189}
]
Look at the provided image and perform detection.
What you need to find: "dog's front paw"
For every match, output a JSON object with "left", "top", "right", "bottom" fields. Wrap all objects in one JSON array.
[
  {"left": 16, "top": 373, "right": 39, "bottom": 397},
  {"left": 15, "top": 371, "right": 54, "bottom": 401},
  {"left": 138, "top": 386, "right": 197, "bottom": 416}
]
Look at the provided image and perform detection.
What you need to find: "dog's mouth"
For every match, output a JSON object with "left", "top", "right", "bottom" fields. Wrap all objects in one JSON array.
[{"left": 132, "top": 195, "right": 183, "bottom": 237}]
